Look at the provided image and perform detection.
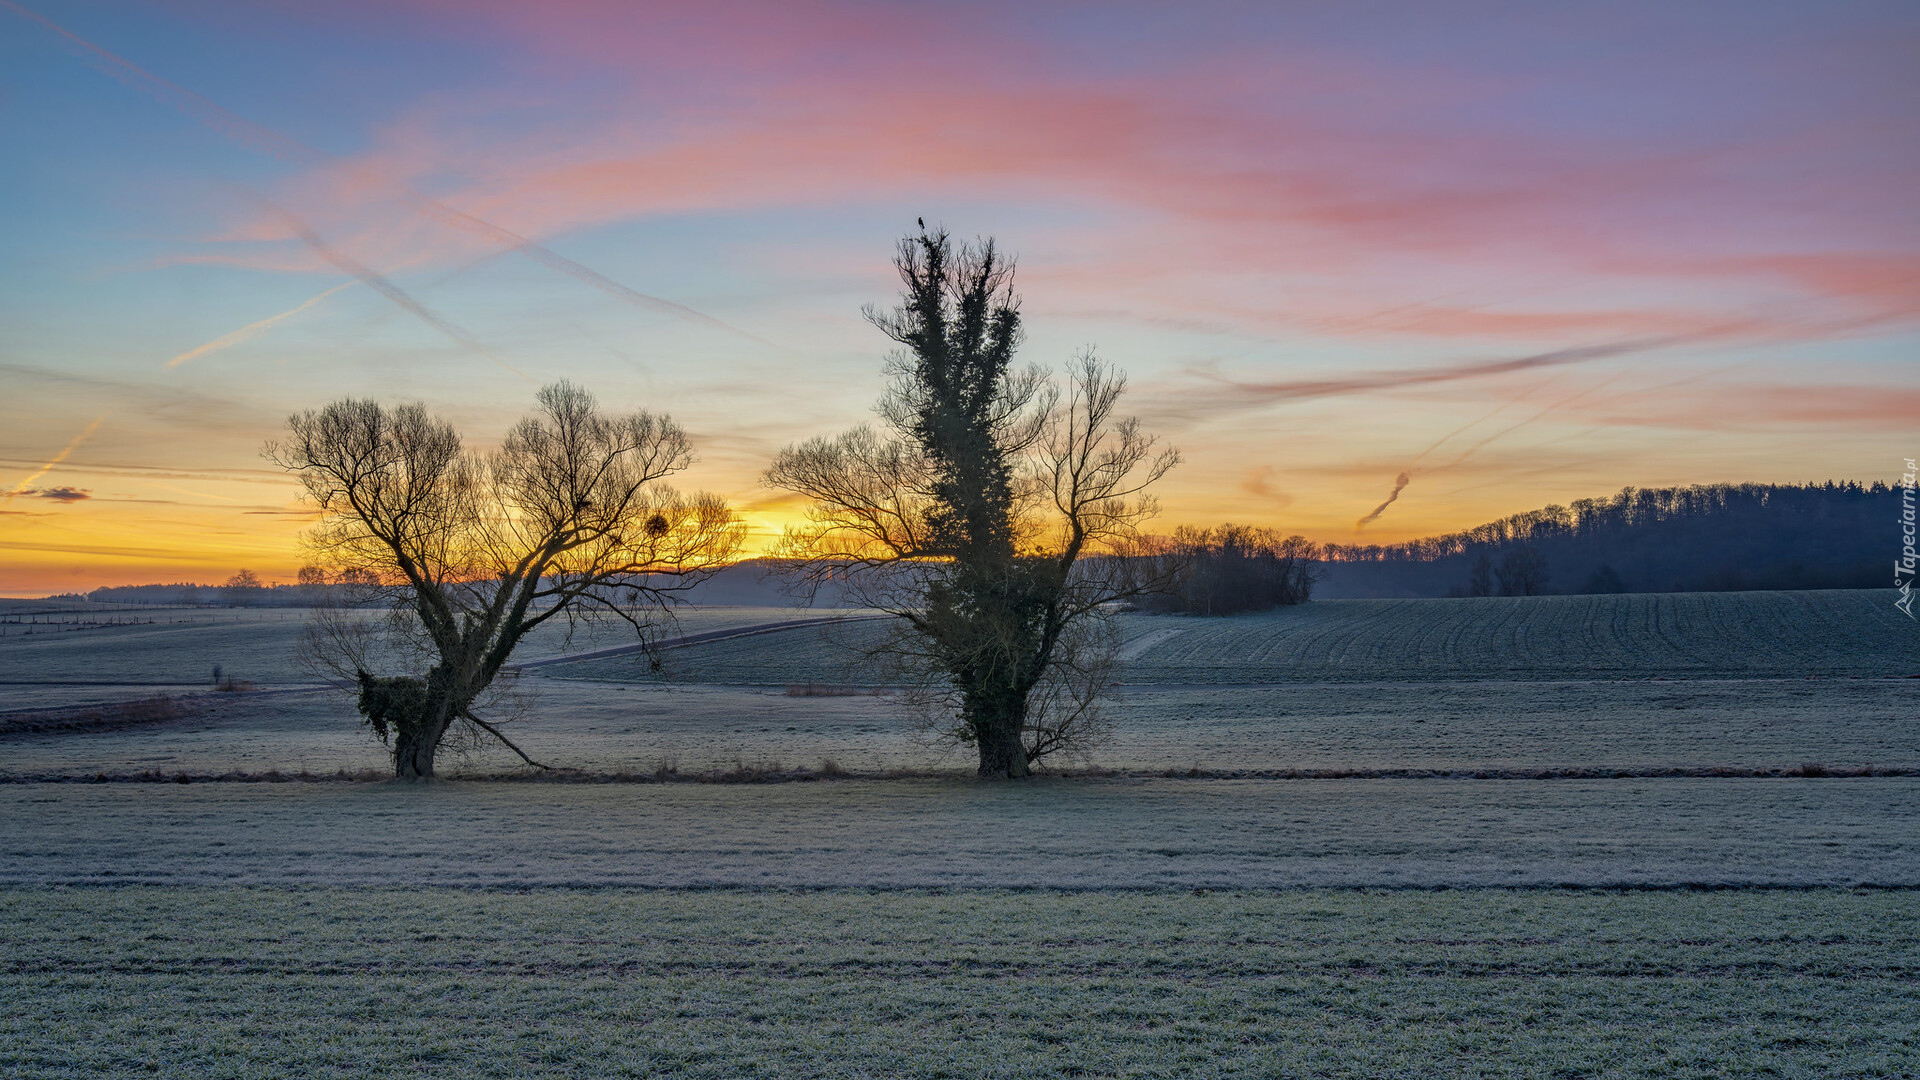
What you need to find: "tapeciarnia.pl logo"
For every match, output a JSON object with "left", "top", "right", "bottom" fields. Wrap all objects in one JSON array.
[{"left": 1899, "top": 458, "right": 1916, "bottom": 619}]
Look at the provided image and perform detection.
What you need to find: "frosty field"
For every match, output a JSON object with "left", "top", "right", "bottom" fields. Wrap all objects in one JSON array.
[
  {"left": 4, "top": 590, "right": 1915, "bottom": 779},
  {"left": 3, "top": 590, "right": 1917, "bottom": 1076},
  {"left": 5, "top": 776, "right": 1916, "bottom": 888},
  {"left": 4, "top": 888, "right": 1916, "bottom": 1079},
  {"left": 553, "top": 589, "right": 1916, "bottom": 686}
]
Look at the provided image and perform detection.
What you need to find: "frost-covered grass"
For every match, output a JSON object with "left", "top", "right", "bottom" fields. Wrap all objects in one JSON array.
[
  {"left": 0, "top": 606, "right": 822, "bottom": 697},
  {"left": 1125, "top": 590, "right": 1919, "bottom": 682},
  {"left": 6, "top": 778, "right": 1916, "bottom": 887},
  {"left": 2, "top": 887, "right": 1915, "bottom": 1078},
  {"left": 7, "top": 592, "right": 1914, "bottom": 780},
  {"left": 559, "top": 590, "right": 1918, "bottom": 686},
  {"left": 6, "top": 677, "right": 1914, "bottom": 779},
  {"left": 3, "top": 592, "right": 1915, "bottom": 1075},
  {"left": 21, "top": 591, "right": 1900, "bottom": 702}
]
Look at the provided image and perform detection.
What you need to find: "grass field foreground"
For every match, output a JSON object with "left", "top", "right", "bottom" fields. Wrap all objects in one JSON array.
[{"left": 3, "top": 887, "right": 1916, "bottom": 1078}]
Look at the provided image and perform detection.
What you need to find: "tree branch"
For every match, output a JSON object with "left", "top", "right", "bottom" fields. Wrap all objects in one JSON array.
[{"left": 461, "top": 709, "right": 553, "bottom": 771}]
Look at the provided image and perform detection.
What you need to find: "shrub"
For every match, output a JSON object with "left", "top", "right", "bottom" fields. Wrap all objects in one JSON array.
[{"left": 1141, "top": 525, "right": 1318, "bottom": 615}]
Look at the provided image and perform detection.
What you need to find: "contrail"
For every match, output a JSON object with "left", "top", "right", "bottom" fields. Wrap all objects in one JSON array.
[
  {"left": 1, "top": 0, "right": 778, "bottom": 349},
  {"left": 1424, "top": 366, "right": 1741, "bottom": 501},
  {"left": 1431, "top": 373, "right": 1628, "bottom": 472},
  {"left": 1355, "top": 372, "right": 1630, "bottom": 529},
  {"left": 166, "top": 247, "right": 509, "bottom": 371},
  {"left": 6, "top": 414, "right": 105, "bottom": 496},
  {"left": 265, "top": 205, "right": 532, "bottom": 381},
  {"left": 1403, "top": 378, "right": 1555, "bottom": 465},
  {"left": 401, "top": 199, "right": 784, "bottom": 349},
  {"left": 0, "top": 0, "right": 307, "bottom": 162},
  {"left": 167, "top": 280, "right": 356, "bottom": 368},
  {"left": 1355, "top": 471, "right": 1410, "bottom": 529},
  {"left": 1200, "top": 339, "right": 1668, "bottom": 406},
  {"left": 1334, "top": 344, "right": 1660, "bottom": 530},
  {"left": 1351, "top": 376, "right": 1557, "bottom": 529}
]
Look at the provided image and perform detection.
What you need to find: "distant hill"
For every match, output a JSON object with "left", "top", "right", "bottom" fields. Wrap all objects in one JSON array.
[
  {"left": 71, "top": 482, "right": 1897, "bottom": 606},
  {"left": 1318, "top": 482, "right": 1891, "bottom": 598}
]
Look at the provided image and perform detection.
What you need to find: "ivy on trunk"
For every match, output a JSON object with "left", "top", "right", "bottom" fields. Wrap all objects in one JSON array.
[{"left": 768, "top": 227, "right": 1179, "bottom": 778}]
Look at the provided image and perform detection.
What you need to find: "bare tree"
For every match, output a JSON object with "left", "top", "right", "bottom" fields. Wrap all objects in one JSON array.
[
  {"left": 269, "top": 382, "right": 743, "bottom": 780},
  {"left": 766, "top": 228, "right": 1178, "bottom": 777},
  {"left": 1496, "top": 545, "right": 1551, "bottom": 596},
  {"left": 295, "top": 564, "right": 328, "bottom": 605},
  {"left": 222, "top": 569, "right": 264, "bottom": 607},
  {"left": 1466, "top": 553, "right": 1494, "bottom": 597},
  {"left": 1141, "top": 525, "right": 1318, "bottom": 615}
]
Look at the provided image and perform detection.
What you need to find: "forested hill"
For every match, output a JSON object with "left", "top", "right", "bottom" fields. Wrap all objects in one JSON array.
[{"left": 1317, "top": 482, "right": 1893, "bottom": 598}]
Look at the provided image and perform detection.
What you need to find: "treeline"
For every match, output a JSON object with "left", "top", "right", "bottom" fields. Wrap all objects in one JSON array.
[
  {"left": 67, "top": 482, "right": 1893, "bottom": 607},
  {"left": 83, "top": 580, "right": 320, "bottom": 607},
  {"left": 1137, "top": 525, "right": 1318, "bottom": 615},
  {"left": 1320, "top": 482, "right": 1890, "bottom": 597},
  {"left": 83, "top": 569, "right": 324, "bottom": 607}
]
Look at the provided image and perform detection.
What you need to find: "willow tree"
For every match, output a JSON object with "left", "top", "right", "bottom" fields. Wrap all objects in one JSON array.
[
  {"left": 271, "top": 382, "right": 742, "bottom": 780},
  {"left": 767, "top": 228, "right": 1178, "bottom": 777}
]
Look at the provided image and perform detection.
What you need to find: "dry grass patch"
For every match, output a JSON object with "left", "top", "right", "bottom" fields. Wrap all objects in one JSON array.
[{"left": 0, "top": 697, "right": 193, "bottom": 736}]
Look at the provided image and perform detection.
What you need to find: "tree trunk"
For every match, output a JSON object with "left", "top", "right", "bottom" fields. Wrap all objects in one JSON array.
[
  {"left": 976, "top": 728, "right": 1030, "bottom": 778},
  {"left": 968, "top": 684, "right": 1032, "bottom": 779},
  {"left": 390, "top": 694, "right": 457, "bottom": 781},
  {"left": 392, "top": 722, "right": 441, "bottom": 781}
]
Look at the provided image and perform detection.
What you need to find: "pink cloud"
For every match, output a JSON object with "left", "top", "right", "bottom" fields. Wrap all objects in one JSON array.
[
  {"left": 125, "top": 0, "right": 1914, "bottom": 351},
  {"left": 253, "top": 101, "right": 1904, "bottom": 349},
  {"left": 1725, "top": 385, "right": 1920, "bottom": 426},
  {"left": 1582, "top": 384, "right": 1920, "bottom": 430}
]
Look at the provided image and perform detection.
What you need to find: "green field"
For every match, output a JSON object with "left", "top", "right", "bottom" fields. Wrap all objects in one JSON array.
[{"left": 3, "top": 887, "right": 1915, "bottom": 1079}]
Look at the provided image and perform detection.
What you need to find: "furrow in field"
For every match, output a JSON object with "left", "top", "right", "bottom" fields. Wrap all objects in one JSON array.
[{"left": 4, "top": 778, "right": 1915, "bottom": 888}]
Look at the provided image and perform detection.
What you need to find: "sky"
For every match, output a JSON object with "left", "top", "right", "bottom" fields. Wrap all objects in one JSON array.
[{"left": 2, "top": 0, "right": 1916, "bottom": 595}]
